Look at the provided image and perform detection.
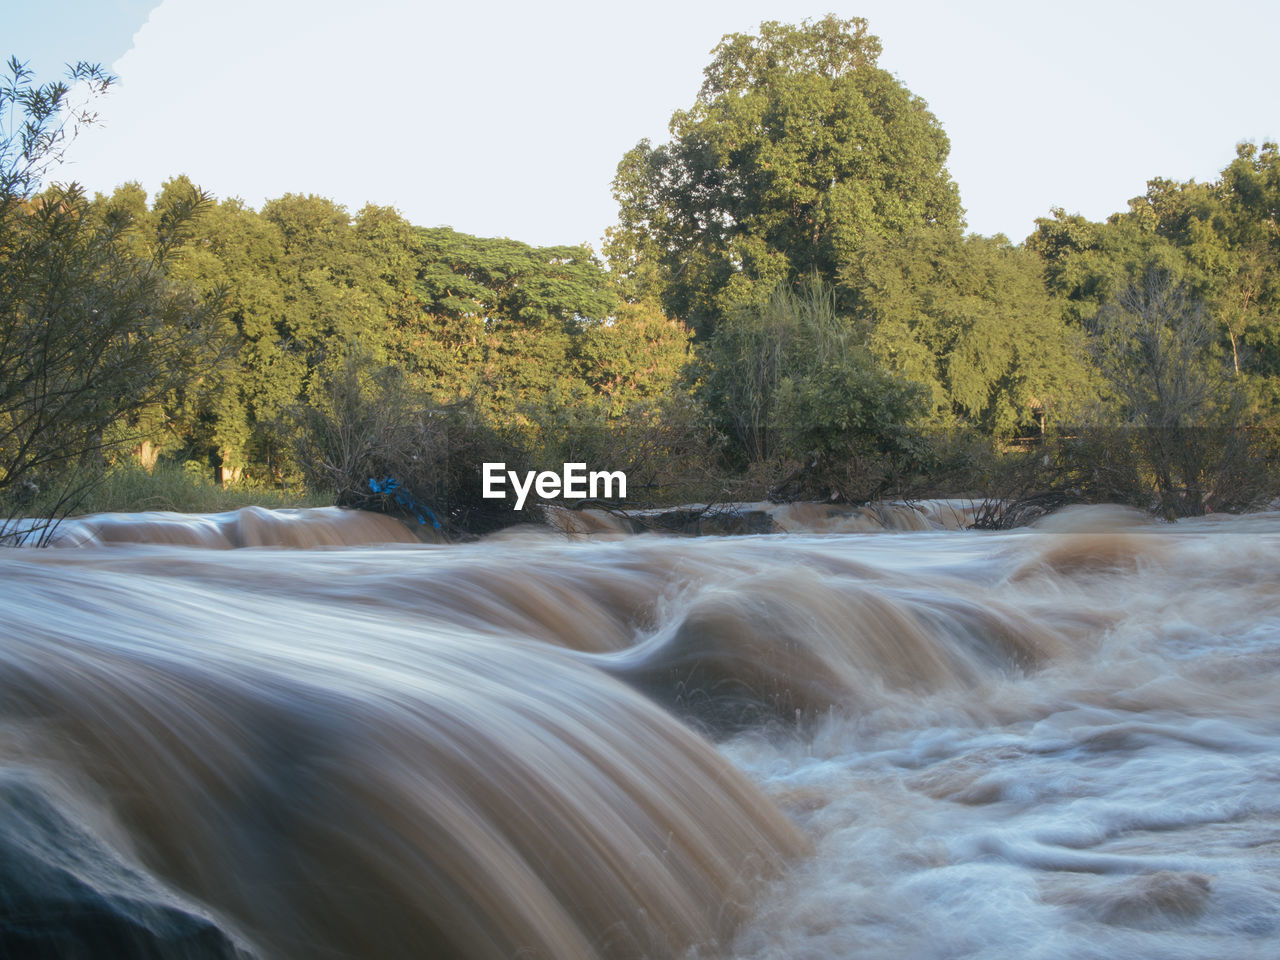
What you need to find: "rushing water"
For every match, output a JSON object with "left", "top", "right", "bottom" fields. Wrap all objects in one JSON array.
[{"left": 3, "top": 504, "right": 1279, "bottom": 958}]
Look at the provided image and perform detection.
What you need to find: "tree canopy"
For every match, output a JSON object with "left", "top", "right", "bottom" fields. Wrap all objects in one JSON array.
[
  {"left": 609, "top": 15, "right": 961, "bottom": 337},
  {"left": 5, "top": 33, "right": 1280, "bottom": 523},
  {"left": 844, "top": 228, "right": 1093, "bottom": 435},
  {"left": 1029, "top": 142, "right": 1280, "bottom": 415}
]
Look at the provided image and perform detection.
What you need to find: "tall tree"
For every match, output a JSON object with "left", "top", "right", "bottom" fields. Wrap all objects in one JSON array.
[
  {"left": 1030, "top": 142, "right": 1280, "bottom": 415},
  {"left": 609, "top": 16, "right": 961, "bottom": 337},
  {"left": 398, "top": 228, "right": 618, "bottom": 420},
  {"left": 1219, "top": 142, "right": 1280, "bottom": 388},
  {"left": 845, "top": 228, "right": 1093, "bottom": 435}
]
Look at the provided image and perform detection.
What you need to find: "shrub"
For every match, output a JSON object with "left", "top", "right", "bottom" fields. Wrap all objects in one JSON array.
[
  {"left": 1086, "top": 270, "right": 1276, "bottom": 515},
  {"left": 283, "top": 352, "right": 524, "bottom": 538}
]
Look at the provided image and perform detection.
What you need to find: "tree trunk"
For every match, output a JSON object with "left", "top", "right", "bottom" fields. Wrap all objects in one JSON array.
[{"left": 135, "top": 440, "right": 159, "bottom": 471}]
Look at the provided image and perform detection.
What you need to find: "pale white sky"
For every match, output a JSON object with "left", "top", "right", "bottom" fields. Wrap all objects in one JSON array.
[{"left": 15, "top": 0, "right": 1280, "bottom": 249}]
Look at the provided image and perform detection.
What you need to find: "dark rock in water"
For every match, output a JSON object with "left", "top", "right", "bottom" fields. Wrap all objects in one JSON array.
[
  {"left": 704, "top": 508, "right": 775, "bottom": 536},
  {"left": 0, "top": 771, "right": 254, "bottom": 960}
]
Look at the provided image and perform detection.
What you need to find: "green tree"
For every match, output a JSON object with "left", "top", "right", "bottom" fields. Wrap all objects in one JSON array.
[
  {"left": 0, "top": 58, "right": 223, "bottom": 537},
  {"left": 155, "top": 190, "right": 295, "bottom": 482},
  {"left": 1219, "top": 142, "right": 1280, "bottom": 390},
  {"left": 261, "top": 193, "right": 393, "bottom": 369},
  {"left": 1027, "top": 207, "right": 1185, "bottom": 328},
  {"left": 696, "top": 275, "right": 927, "bottom": 499},
  {"left": 158, "top": 192, "right": 413, "bottom": 484},
  {"left": 398, "top": 228, "right": 618, "bottom": 423},
  {"left": 1031, "top": 143, "right": 1280, "bottom": 418},
  {"left": 1089, "top": 269, "right": 1262, "bottom": 515},
  {"left": 609, "top": 15, "right": 962, "bottom": 337},
  {"left": 571, "top": 300, "right": 692, "bottom": 413},
  {"left": 845, "top": 227, "right": 1093, "bottom": 435}
]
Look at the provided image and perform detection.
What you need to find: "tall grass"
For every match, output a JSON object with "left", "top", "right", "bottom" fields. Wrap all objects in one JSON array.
[{"left": 65, "top": 461, "right": 331, "bottom": 515}]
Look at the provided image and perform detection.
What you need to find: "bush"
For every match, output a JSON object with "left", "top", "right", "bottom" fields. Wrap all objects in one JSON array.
[
  {"left": 696, "top": 276, "right": 929, "bottom": 502},
  {"left": 1086, "top": 270, "right": 1276, "bottom": 516},
  {"left": 521, "top": 386, "right": 730, "bottom": 509},
  {"left": 283, "top": 352, "right": 525, "bottom": 538},
  {"left": 70, "top": 460, "right": 323, "bottom": 514}
]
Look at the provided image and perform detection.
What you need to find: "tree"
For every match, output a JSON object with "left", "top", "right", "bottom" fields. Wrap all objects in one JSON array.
[
  {"left": 0, "top": 58, "right": 223, "bottom": 539},
  {"left": 1200, "top": 144, "right": 1280, "bottom": 394},
  {"left": 1090, "top": 269, "right": 1261, "bottom": 515},
  {"left": 1027, "top": 206, "right": 1187, "bottom": 328},
  {"left": 284, "top": 348, "right": 522, "bottom": 538},
  {"left": 696, "top": 275, "right": 927, "bottom": 500},
  {"left": 609, "top": 16, "right": 962, "bottom": 337},
  {"left": 571, "top": 299, "right": 692, "bottom": 413},
  {"left": 1029, "top": 143, "right": 1280, "bottom": 405},
  {"left": 156, "top": 192, "right": 418, "bottom": 484},
  {"left": 844, "top": 227, "right": 1094, "bottom": 435},
  {"left": 397, "top": 227, "right": 618, "bottom": 423}
]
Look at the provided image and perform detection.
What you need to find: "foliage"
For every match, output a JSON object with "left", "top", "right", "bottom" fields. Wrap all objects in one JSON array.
[
  {"left": 0, "top": 56, "right": 111, "bottom": 202},
  {"left": 159, "top": 192, "right": 410, "bottom": 482},
  {"left": 398, "top": 227, "right": 620, "bottom": 419},
  {"left": 0, "top": 59, "right": 224, "bottom": 541},
  {"left": 571, "top": 300, "right": 693, "bottom": 412},
  {"left": 844, "top": 227, "right": 1095, "bottom": 434},
  {"left": 43, "top": 459, "right": 326, "bottom": 516},
  {"left": 695, "top": 275, "right": 928, "bottom": 501},
  {"left": 1086, "top": 269, "right": 1268, "bottom": 515},
  {"left": 7, "top": 34, "right": 1280, "bottom": 531},
  {"left": 1141, "top": 145, "right": 1280, "bottom": 398},
  {"left": 283, "top": 351, "right": 524, "bottom": 538},
  {"left": 609, "top": 15, "right": 961, "bottom": 337},
  {"left": 117, "top": 187, "right": 690, "bottom": 496},
  {"left": 522, "top": 386, "right": 727, "bottom": 509},
  {"left": 1029, "top": 144, "right": 1280, "bottom": 408},
  {"left": 1026, "top": 207, "right": 1184, "bottom": 327}
]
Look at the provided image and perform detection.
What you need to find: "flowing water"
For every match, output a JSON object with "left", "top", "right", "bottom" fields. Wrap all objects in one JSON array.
[{"left": 2, "top": 504, "right": 1279, "bottom": 958}]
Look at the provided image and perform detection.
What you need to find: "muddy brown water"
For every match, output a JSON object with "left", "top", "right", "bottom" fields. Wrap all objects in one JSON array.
[{"left": 3, "top": 504, "right": 1278, "bottom": 958}]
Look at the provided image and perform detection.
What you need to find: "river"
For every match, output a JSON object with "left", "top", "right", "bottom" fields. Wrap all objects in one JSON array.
[{"left": 2, "top": 504, "right": 1278, "bottom": 958}]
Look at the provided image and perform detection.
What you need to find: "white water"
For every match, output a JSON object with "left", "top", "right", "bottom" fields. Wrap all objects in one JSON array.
[
  {"left": 722, "top": 511, "right": 1280, "bottom": 959},
  {"left": 3, "top": 504, "right": 1278, "bottom": 958}
]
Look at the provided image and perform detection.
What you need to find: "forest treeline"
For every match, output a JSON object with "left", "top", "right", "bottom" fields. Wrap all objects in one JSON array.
[{"left": 3, "top": 17, "right": 1279, "bottom": 536}]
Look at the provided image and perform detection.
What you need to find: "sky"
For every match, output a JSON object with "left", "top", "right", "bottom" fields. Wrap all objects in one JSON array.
[{"left": 9, "top": 0, "right": 1280, "bottom": 250}]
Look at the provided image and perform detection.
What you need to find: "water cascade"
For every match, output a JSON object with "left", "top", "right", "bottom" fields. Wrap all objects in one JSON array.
[{"left": 3, "top": 504, "right": 1278, "bottom": 958}]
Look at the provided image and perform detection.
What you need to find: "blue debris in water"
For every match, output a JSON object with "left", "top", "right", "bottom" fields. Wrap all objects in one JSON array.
[{"left": 368, "top": 477, "right": 442, "bottom": 530}]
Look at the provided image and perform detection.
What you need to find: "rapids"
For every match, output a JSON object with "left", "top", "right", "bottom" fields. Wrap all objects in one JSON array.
[{"left": 2, "top": 503, "right": 1279, "bottom": 958}]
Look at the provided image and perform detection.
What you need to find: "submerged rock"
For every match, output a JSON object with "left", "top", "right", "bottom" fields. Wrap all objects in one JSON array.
[{"left": 0, "top": 770, "right": 254, "bottom": 960}]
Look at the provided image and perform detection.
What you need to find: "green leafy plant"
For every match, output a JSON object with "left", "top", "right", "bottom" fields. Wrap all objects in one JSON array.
[{"left": 1, "top": 57, "right": 225, "bottom": 543}]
